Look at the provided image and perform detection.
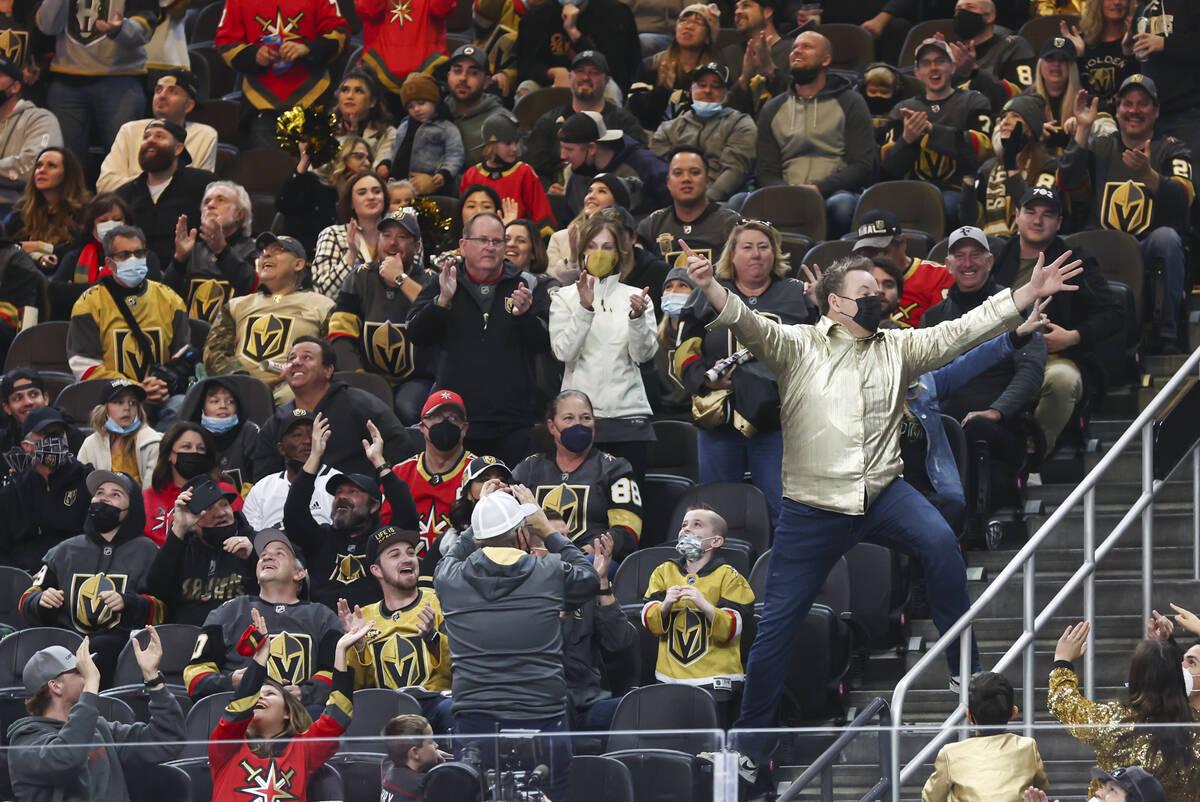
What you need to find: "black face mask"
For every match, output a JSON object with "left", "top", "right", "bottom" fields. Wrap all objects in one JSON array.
[
  {"left": 838, "top": 294, "right": 883, "bottom": 333},
  {"left": 953, "top": 9, "right": 987, "bottom": 40},
  {"left": 1000, "top": 126, "right": 1029, "bottom": 168},
  {"left": 865, "top": 94, "right": 895, "bottom": 116},
  {"left": 87, "top": 501, "right": 123, "bottom": 533},
  {"left": 202, "top": 521, "right": 239, "bottom": 541},
  {"left": 428, "top": 420, "right": 463, "bottom": 451},
  {"left": 791, "top": 66, "right": 822, "bottom": 87},
  {"left": 174, "top": 451, "right": 215, "bottom": 480},
  {"left": 33, "top": 435, "right": 72, "bottom": 472}
]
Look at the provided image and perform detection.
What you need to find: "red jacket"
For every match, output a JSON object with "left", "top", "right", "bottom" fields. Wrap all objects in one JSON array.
[
  {"left": 460, "top": 160, "right": 556, "bottom": 235},
  {"left": 143, "top": 480, "right": 245, "bottom": 546},
  {"left": 357, "top": 0, "right": 455, "bottom": 93},
  {"left": 892, "top": 257, "right": 955, "bottom": 328},
  {"left": 215, "top": 0, "right": 349, "bottom": 110}
]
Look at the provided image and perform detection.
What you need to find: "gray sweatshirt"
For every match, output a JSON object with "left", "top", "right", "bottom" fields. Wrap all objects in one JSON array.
[
  {"left": 36, "top": 0, "right": 156, "bottom": 76},
  {"left": 0, "top": 101, "right": 63, "bottom": 205},
  {"left": 7, "top": 687, "right": 185, "bottom": 802}
]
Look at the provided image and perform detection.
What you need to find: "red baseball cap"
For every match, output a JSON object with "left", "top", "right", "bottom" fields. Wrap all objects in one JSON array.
[{"left": 421, "top": 390, "right": 466, "bottom": 419}]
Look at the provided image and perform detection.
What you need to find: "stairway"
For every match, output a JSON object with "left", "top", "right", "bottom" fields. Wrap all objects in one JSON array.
[{"left": 772, "top": 350, "right": 1200, "bottom": 801}]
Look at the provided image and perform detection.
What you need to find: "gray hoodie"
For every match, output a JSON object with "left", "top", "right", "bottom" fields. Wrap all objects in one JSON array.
[
  {"left": 7, "top": 688, "right": 185, "bottom": 802},
  {"left": 0, "top": 101, "right": 63, "bottom": 205},
  {"left": 435, "top": 530, "right": 600, "bottom": 719}
]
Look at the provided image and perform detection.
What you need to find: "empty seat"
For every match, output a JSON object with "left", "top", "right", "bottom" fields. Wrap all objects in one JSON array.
[
  {"left": 802, "top": 239, "right": 855, "bottom": 270},
  {"left": 341, "top": 688, "right": 422, "bottom": 753},
  {"left": 220, "top": 148, "right": 299, "bottom": 195},
  {"left": 741, "top": 185, "right": 827, "bottom": 242},
  {"left": 333, "top": 370, "right": 395, "bottom": 409},
  {"left": 0, "top": 628, "right": 82, "bottom": 687},
  {"left": 128, "top": 762, "right": 193, "bottom": 802},
  {"left": 604, "top": 748, "right": 713, "bottom": 802},
  {"left": 329, "top": 752, "right": 384, "bottom": 802},
  {"left": 181, "top": 691, "right": 234, "bottom": 758},
  {"left": 4, "top": 321, "right": 70, "bottom": 374},
  {"left": 607, "top": 684, "right": 720, "bottom": 755},
  {"left": 513, "top": 87, "right": 571, "bottom": 131},
  {"left": 845, "top": 542, "right": 908, "bottom": 649},
  {"left": 422, "top": 761, "right": 483, "bottom": 802},
  {"left": 897, "top": 19, "right": 956, "bottom": 69},
  {"left": 778, "top": 602, "right": 846, "bottom": 724},
  {"left": 567, "top": 754, "right": 635, "bottom": 802},
  {"left": 189, "top": 2, "right": 223, "bottom": 44},
  {"left": 189, "top": 99, "right": 242, "bottom": 143},
  {"left": 0, "top": 567, "right": 31, "bottom": 632},
  {"left": 111, "top": 624, "right": 202, "bottom": 687},
  {"left": 54, "top": 379, "right": 109, "bottom": 424},
  {"left": 815, "top": 23, "right": 875, "bottom": 74},
  {"left": 668, "top": 482, "right": 773, "bottom": 562},
  {"left": 1018, "top": 14, "right": 1080, "bottom": 53},
  {"left": 854, "top": 181, "right": 947, "bottom": 241},
  {"left": 645, "top": 419, "right": 699, "bottom": 483},
  {"left": 638, "top": 476, "right": 694, "bottom": 549},
  {"left": 93, "top": 694, "right": 137, "bottom": 724}
]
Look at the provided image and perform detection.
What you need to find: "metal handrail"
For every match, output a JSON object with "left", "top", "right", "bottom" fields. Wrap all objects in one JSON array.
[
  {"left": 777, "top": 697, "right": 892, "bottom": 802},
  {"left": 889, "top": 347, "right": 1200, "bottom": 801}
]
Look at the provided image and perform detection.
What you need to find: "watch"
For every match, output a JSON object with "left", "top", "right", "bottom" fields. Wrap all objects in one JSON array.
[{"left": 143, "top": 671, "right": 165, "bottom": 689}]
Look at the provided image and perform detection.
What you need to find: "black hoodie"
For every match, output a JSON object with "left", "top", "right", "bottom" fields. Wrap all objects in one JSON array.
[
  {"left": 181, "top": 376, "right": 262, "bottom": 492},
  {"left": 19, "top": 488, "right": 164, "bottom": 632}
]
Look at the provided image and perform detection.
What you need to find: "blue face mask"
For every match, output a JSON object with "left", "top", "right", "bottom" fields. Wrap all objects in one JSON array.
[
  {"left": 660, "top": 292, "right": 688, "bottom": 319},
  {"left": 559, "top": 423, "right": 593, "bottom": 453},
  {"left": 691, "top": 100, "right": 724, "bottom": 118},
  {"left": 201, "top": 413, "right": 239, "bottom": 434},
  {"left": 114, "top": 256, "right": 148, "bottom": 287},
  {"left": 105, "top": 417, "right": 142, "bottom": 435}
]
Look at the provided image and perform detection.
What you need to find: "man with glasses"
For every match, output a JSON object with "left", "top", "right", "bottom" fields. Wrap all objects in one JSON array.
[
  {"left": 881, "top": 37, "right": 994, "bottom": 228},
  {"left": 408, "top": 211, "right": 550, "bottom": 466},
  {"left": 67, "top": 223, "right": 190, "bottom": 418}
]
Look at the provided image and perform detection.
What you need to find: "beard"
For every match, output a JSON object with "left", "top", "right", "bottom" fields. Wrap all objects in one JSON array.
[
  {"left": 331, "top": 505, "right": 373, "bottom": 532},
  {"left": 382, "top": 565, "right": 419, "bottom": 592},
  {"left": 138, "top": 144, "right": 175, "bottom": 173}
]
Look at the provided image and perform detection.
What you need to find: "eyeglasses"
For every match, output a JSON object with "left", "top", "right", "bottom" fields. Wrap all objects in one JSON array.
[
  {"left": 423, "top": 411, "right": 465, "bottom": 425},
  {"left": 109, "top": 249, "right": 148, "bottom": 261},
  {"left": 463, "top": 237, "right": 505, "bottom": 248},
  {"left": 917, "top": 57, "right": 951, "bottom": 68}
]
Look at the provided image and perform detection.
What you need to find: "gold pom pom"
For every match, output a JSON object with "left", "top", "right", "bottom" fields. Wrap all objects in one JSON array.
[{"left": 275, "top": 104, "right": 339, "bottom": 168}]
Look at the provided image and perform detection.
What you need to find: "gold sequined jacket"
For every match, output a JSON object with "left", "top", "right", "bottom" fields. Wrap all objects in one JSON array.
[{"left": 1047, "top": 665, "right": 1200, "bottom": 799}]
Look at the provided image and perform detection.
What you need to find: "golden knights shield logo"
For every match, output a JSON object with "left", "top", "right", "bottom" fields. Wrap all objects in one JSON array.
[
  {"left": 363, "top": 321, "right": 413, "bottom": 377},
  {"left": 112, "top": 328, "right": 164, "bottom": 379},
  {"left": 70, "top": 572, "right": 128, "bottom": 631},
  {"left": 188, "top": 278, "right": 234, "bottom": 323},
  {"left": 916, "top": 146, "right": 956, "bottom": 183},
  {"left": 329, "top": 553, "right": 366, "bottom": 585},
  {"left": 0, "top": 30, "right": 29, "bottom": 66},
  {"left": 667, "top": 607, "right": 708, "bottom": 666},
  {"left": 241, "top": 314, "right": 294, "bottom": 363},
  {"left": 1091, "top": 66, "right": 1116, "bottom": 96},
  {"left": 535, "top": 484, "right": 590, "bottom": 540},
  {"left": 266, "top": 631, "right": 312, "bottom": 685},
  {"left": 369, "top": 634, "right": 429, "bottom": 688},
  {"left": 1101, "top": 180, "right": 1153, "bottom": 235}
]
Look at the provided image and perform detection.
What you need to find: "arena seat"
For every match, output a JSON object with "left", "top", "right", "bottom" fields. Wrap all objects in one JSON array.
[
  {"left": 667, "top": 482, "right": 773, "bottom": 563},
  {"left": 567, "top": 754, "right": 635, "bottom": 802},
  {"left": 340, "top": 688, "right": 422, "bottom": 753},
  {"left": 604, "top": 748, "right": 713, "bottom": 802},
  {"left": 606, "top": 684, "right": 719, "bottom": 755},
  {"left": 0, "top": 567, "right": 32, "bottom": 633}
]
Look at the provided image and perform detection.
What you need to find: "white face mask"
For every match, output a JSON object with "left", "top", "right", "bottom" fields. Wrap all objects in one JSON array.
[{"left": 1185, "top": 666, "right": 1196, "bottom": 696}]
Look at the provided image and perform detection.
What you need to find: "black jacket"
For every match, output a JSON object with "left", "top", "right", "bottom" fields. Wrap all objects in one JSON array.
[
  {"left": 162, "top": 231, "right": 259, "bottom": 323},
  {"left": 283, "top": 467, "right": 418, "bottom": 611},
  {"left": 525, "top": 101, "right": 647, "bottom": 187},
  {"left": 991, "top": 236, "right": 1123, "bottom": 360},
  {"left": 0, "top": 457, "right": 91, "bottom": 573},
  {"left": 180, "top": 376, "right": 261, "bottom": 493},
  {"left": 515, "top": 0, "right": 640, "bottom": 93},
  {"left": 115, "top": 166, "right": 219, "bottom": 268},
  {"left": 407, "top": 260, "right": 551, "bottom": 438},
  {"left": 275, "top": 171, "right": 339, "bottom": 257},
  {"left": 143, "top": 513, "right": 258, "bottom": 626},
  {"left": 563, "top": 597, "right": 636, "bottom": 709},
  {"left": 252, "top": 381, "right": 413, "bottom": 480}
]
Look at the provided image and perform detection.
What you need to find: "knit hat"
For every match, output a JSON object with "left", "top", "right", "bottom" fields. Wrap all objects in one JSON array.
[
  {"left": 589, "top": 172, "right": 631, "bottom": 210},
  {"left": 1001, "top": 94, "right": 1046, "bottom": 141},
  {"left": 400, "top": 72, "right": 440, "bottom": 107},
  {"left": 663, "top": 266, "right": 696, "bottom": 291},
  {"left": 679, "top": 3, "right": 720, "bottom": 46}
]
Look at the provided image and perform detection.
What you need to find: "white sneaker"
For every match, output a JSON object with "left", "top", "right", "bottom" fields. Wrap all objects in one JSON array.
[{"left": 736, "top": 752, "right": 758, "bottom": 784}]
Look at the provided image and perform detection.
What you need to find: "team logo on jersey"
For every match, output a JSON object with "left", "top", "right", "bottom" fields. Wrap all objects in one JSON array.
[
  {"left": 70, "top": 572, "right": 128, "bottom": 631},
  {"left": 330, "top": 553, "right": 366, "bottom": 585},
  {"left": 536, "top": 484, "right": 590, "bottom": 539},
  {"left": 255, "top": 9, "right": 307, "bottom": 43},
  {"left": 63, "top": 489, "right": 77, "bottom": 507},
  {"left": 236, "top": 758, "right": 297, "bottom": 802},
  {"left": 662, "top": 247, "right": 712, "bottom": 269},
  {"left": 667, "top": 607, "right": 708, "bottom": 666},
  {"left": 388, "top": 0, "right": 413, "bottom": 25},
  {"left": 69, "top": 0, "right": 122, "bottom": 45},
  {"left": 1091, "top": 66, "right": 1117, "bottom": 96},
  {"left": 1101, "top": 180, "right": 1153, "bottom": 235},
  {"left": 242, "top": 314, "right": 294, "bottom": 362},
  {"left": 112, "top": 327, "right": 164, "bottom": 379},
  {"left": 0, "top": 30, "right": 28, "bottom": 65},
  {"left": 266, "top": 632, "right": 312, "bottom": 685},
  {"left": 370, "top": 634, "right": 429, "bottom": 688},
  {"left": 363, "top": 321, "right": 413, "bottom": 377},
  {"left": 188, "top": 278, "right": 234, "bottom": 323},
  {"left": 916, "top": 147, "right": 955, "bottom": 183}
]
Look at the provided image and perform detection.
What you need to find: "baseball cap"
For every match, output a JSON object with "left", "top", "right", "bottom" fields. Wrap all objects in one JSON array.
[
  {"left": 276, "top": 407, "right": 315, "bottom": 440},
  {"left": 470, "top": 490, "right": 540, "bottom": 541},
  {"left": 1089, "top": 767, "right": 1165, "bottom": 802},
  {"left": 691, "top": 61, "right": 730, "bottom": 87},
  {"left": 914, "top": 37, "right": 953, "bottom": 63},
  {"left": 421, "top": 389, "right": 466, "bottom": 419},
  {"left": 1118, "top": 73, "right": 1159, "bottom": 104},
  {"left": 253, "top": 528, "right": 306, "bottom": 569},
  {"left": 1, "top": 368, "right": 44, "bottom": 400},
  {"left": 100, "top": 378, "right": 147, "bottom": 405},
  {"left": 571, "top": 50, "right": 609, "bottom": 73},
  {"left": 477, "top": 112, "right": 521, "bottom": 149},
  {"left": 378, "top": 208, "right": 421, "bottom": 238},
  {"left": 157, "top": 68, "right": 199, "bottom": 100},
  {"left": 326, "top": 472, "right": 383, "bottom": 502},
  {"left": 22, "top": 645, "right": 78, "bottom": 696},
  {"left": 853, "top": 210, "right": 902, "bottom": 251},
  {"left": 85, "top": 469, "right": 140, "bottom": 499},
  {"left": 256, "top": 232, "right": 307, "bottom": 261},
  {"left": 559, "top": 111, "right": 623, "bottom": 144},
  {"left": 448, "top": 43, "right": 488, "bottom": 70},
  {"left": 0, "top": 53, "right": 21, "bottom": 83},
  {"left": 364, "top": 524, "right": 421, "bottom": 563},
  {"left": 21, "top": 406, "right": 67, "bottom": 438},
  {"left": 947, "top": 225, "right": 990, "bottom": 253},
  {"left": 145, "top": 118, "right": 187, "bottom": 144},
  {"left": 1018, "top": 185, "right": 1062, "bottom": 213},
  {"left": 1039, "top": 35, "right": 1077, "bottom": 60},
  {"left": 462, "top": 455, "right": 512, "bottom": 487}
]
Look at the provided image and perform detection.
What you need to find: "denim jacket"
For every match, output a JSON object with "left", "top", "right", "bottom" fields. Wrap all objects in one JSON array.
[
  {"left": 391, "top": 117, "right": 464, "bottom": 182},
  {"left": 907, "top": 333, "right": 1016, "bottom": 503}
]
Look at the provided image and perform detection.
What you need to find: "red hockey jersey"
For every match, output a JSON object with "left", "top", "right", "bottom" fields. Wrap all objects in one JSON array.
[
  {"left": 391, "top": 449, "right": 472, "bottom": 554},
  {"left": 460, "top": 160, "right": 556, "bottom": 236},
  {"left": 357, "top": 0, "right": 455, "bottom": 93},
  {"left": 892, "top": 257, "right": 955, "bottom": 329}
]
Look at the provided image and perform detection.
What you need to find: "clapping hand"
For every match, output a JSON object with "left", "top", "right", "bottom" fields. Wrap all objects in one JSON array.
[
  {"left": 416, "top": 603, "right": 437, "bottom": 640},
  {"left": 510, "top": 280, "right": 533, "bottom": 316},
  {"left": 436, "top": 261, "right": 458, "bottom": 307},
  {"left": 628, "top": 287, "right": 650, "bottom": 319},
  {"left": 576, "top": 270, "right": 595, "bottom": 311},
  {"left": 592, "top": 532, "right": 614, "bottom": 578},
  {"left": 334, "top": 617, "right": 376, "bottom": 670},
  {"left": 174, "top": 214, "right": 198, "bottom": 262}
]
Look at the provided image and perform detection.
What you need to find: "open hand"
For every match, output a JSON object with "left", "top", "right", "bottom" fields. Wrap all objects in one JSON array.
[
  {"left": 628, "top": 287, "right": 650, "bottom": 319},
  {"left": 1028, "top": 250, "right": 1083, "bottom": 299},
  {"left": 361, "top": 418, "right": 386, "bottom": 469},
  {"left": 436, "top": 262, "right": 458, "bottom": 307},
  {"left": 799, "top": 262, "right": 823, "bottom": 308},
  {"left": 501, "top": 197, "right": 519, "bottom": 226},
  {"left": 132, "top": 625, "right": 164, "bottom": 679},
  {"left": 174, "top": 214, "right": 197, "bottom": 262},
  {"left": 576, "top": 270, "right": 595, "bottom": 310},
  {"left": 1053, "top": 620, "right": 1090, "bottom": 663}
]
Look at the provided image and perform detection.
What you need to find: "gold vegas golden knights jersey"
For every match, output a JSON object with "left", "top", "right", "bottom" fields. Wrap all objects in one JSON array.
[
  {"left": 641, "top": 555, "right": 755, "bottom": 685},
  {"left": 67, "top": 279, "right": 189, "bottom": 381},
  {"left": 348, "top": 588, "right": 452, "bottom": 692},
  {"left": 203, "top": 288, "right": 335, "bottom": 398}
]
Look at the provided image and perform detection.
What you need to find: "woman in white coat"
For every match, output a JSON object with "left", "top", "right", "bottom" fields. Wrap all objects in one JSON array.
[
  {"left": 76, "top": 379, "right": 162, "bottom": 486},
  {"left": 549, "top": 209, "right": 659, "bottom": 480}
]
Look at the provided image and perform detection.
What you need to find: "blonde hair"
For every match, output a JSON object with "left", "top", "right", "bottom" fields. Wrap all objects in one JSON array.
[
  {"left": 1034, "top": 58, "right": 1082, "bottom": 126},
  {"left": 1081, "top": 0, "right": 1130, "bottom": 48},
  {"left": 715, "top": 220, "right": 790, "bottom": 281},
  {"left": 576, "top": 215, "right": 634, "bottom": 280},
  {"left": 90, "top": 397, "right": 147, "bottom": 473}
]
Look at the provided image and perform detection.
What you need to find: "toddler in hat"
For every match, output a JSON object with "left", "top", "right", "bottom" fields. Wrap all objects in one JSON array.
[
  {"left": 459, "top": 111, "right": 555, "bottom": 236},
  {"left": 392, "top": 72, "right": 464, "bottom": 197}
]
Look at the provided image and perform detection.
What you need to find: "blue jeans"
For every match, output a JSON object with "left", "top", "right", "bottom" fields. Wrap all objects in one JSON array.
[
  {"left": 825, "top": 190, "right": 859, "bottom": 238},
  {"left": 48, "top": 75, "right": 145, "bottom": 166},
  {"left": 569, "top": 696, "right": 622, "bottom": 731},
  {"left": 697, "top": 426, "right": 783, "bottom": 524},
  {"left": 639, "top": 32, "right": 673, "bottom": 57},
  {"left": 1139, "top": 226, "right": 1186, "bottom": 340},
  {"left": 394, "top": 377, "right": 434, "bottom": 426},
  {"left": 454, "top": 711, "right": 572, "bottom": 802},
  {"left": 733, "top": 479, "right": 979, "bottom": 761}
]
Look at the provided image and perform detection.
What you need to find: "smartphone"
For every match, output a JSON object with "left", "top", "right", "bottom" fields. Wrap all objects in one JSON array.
[{"left": 186, "top": 478, "right": 224, "bottom": 514}]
